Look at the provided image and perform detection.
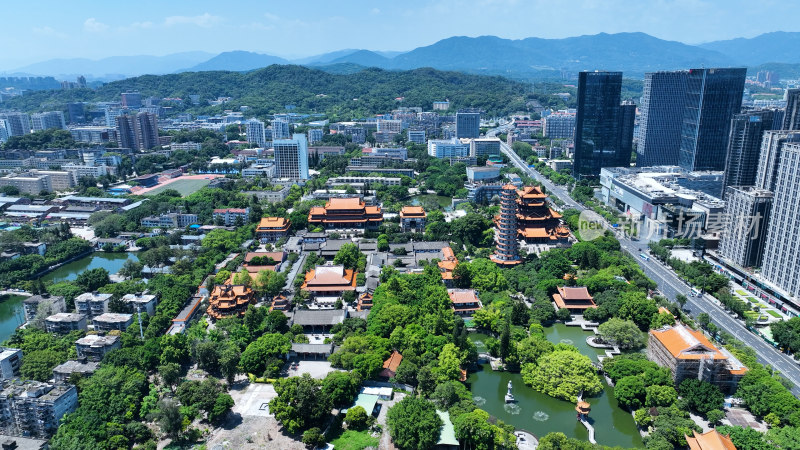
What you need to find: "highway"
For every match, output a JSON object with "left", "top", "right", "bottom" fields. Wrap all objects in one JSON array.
[{"left": 492, "top": 127, "right": 800, "bottom": 395}]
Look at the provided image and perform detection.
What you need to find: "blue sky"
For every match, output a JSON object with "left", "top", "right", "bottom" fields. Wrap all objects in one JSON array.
[{"left": 2, "top": 0, "right": 799, "bottom": 69}]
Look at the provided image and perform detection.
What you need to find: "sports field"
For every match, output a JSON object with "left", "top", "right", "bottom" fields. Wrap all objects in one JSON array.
[{"left": 143, "top": 178, "right": 212, "bottom": 196}]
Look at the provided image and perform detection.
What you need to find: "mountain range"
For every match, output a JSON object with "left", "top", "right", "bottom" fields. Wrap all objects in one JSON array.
[{"left": 5, "top": 31, "right": 800, "bottom": 81}]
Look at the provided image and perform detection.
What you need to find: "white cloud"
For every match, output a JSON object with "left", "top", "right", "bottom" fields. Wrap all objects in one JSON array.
[
  {"left": 33, "top": 26, "right": 68, "bottom": 38},
  {"left": 83, "top": 18, "right": 109, "bottom": 33},
  {"left": 263, "top": 13, "right": 281, "bottom": 22},
  {"left": 370, "top": 8, "right": 381, "bottom": 15},
  {"left": 164, "top": 13, "right": 221, "bottom": 28}
]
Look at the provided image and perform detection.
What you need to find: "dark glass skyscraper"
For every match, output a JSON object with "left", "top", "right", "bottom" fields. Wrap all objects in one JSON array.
[
  {"left": 785, "top": 88, "right": 800, "bottom": 131},
  {"left": 721, "top": 109, "right": 776, "bottom": 198},
  {"left": 678, "top": 68, "right": 746, "bottom": 172},
  {"left": 637, "top": 71, "right": 688, "bottom": 167},
  {"left": 573, "top": 71, "right": 633, "bottom": 178},
  {"left": 455, "top": 111, "right": 480, "bottom": 139}
]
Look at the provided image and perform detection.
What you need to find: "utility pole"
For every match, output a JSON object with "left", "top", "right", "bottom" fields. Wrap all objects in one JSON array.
[{"left": 137, "top": 304, "right": 144, "bottom": 340}]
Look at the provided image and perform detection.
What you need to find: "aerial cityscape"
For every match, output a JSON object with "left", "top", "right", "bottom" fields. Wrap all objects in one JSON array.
[{"left": 3, "top": 1, "right": 800, "bottom": 449}]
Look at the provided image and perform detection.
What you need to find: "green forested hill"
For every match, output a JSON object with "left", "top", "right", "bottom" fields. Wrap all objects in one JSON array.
[{"left": 2, "top": 65, "right": 549, "bottom": 119}]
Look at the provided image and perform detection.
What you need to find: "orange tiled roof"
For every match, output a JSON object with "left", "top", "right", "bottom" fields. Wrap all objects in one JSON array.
[
  {"left": 649, "top": 325, "right": 727, "bottom": 360},
  {"left": 685, "top": 430, "right": 737, "bottom": 450},
  {"left": 302, "top": 266, "right": 358, "bottom": 291},
  {"left": 448, "top": 289, "right": 480, "bottom": 304},
  {"left": 383, "top": 351, "right": 403, "bottom": 372},
  {"left": 553, "top": 294, "right": 596, "bottom": 310},
  {"left": 557, "top": 286, "right": 593, "bottom": 301},
  {"left": 326, "top": 197, "right": 364, "bottom": 210},
  {"left": 400, "top": 206, "right": 426, "bottom": 218},
  {"left": 257, "top": 217, "right": 290, "bottom": 230}
]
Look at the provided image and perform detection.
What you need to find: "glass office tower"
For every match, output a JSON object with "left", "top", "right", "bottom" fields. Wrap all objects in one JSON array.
[
  {"left": 720, "top": 109, "right": 776, "bottom": 198},
  {"left": 678, "top": 68, "right": 746, "bottom": 172},
  {"left": 573, "top": 71, "right": 633, "bottom": 178},
  {"left": 637, "top": 71, "right": 688, "bottom": 167}
]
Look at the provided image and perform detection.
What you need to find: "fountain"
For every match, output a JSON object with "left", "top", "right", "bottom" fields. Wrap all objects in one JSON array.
[{"left": 505, "top": 380, "right": 516, "bottom": 403}]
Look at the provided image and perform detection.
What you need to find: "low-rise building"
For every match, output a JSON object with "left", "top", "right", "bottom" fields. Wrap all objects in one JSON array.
[
  {"left": 648, "top": 324, "right": 747, "bottom": 393},
  {"left": 44, "top": 313, "right": 87, "bottom": 334},
  {"left": 140, "top": 213, "right": 198, "bottom": 229},
  {"left": 301, "top": 265, "right": 357, "bottom": 299},
  {"left": 212, "top": 208, "right": 250, "bottom": 225},
  {"left": 552, "top": 286, "right": 596, "bottom": 312},
  {"left": 206, "top": 284, "right": 255, "bottom": 320},
  {"left": 447, "top": 289, "right": 482, "bottom": 316},
  {"left": 23, "top": 295, "right": 66, "bottom": 322},
  {"left": 75, "top": 335, "right": 121, "bottom": 361},
  {"left": 52, "top": 360, "right": 99, "bottom": 383},
  {"left": 400, "top": 206, "right": 427, "bottom": 233},
  {"left": 92, "top": 313, "right": 134, "bottom": 333},
  {"left": 0, "top": 349, "right": 22, "bottom": 380},
  {"left": 0, "top": 381, "right": 78, "bottom": 438},
  {"left": 121, "top": 292, "right": 158, "bottom": 316},
  {"left": 256, "top": 217, "right": 291, "bottom": 242},
  {"left": 290, "top": 309, "right": 346, "bottom": 333},
  {"left": 308, "top": 197, "right": 383, "bottom": 230},
  {"left": 466, "top": 166, "right": 501, "bottom": 183},
  {"left": 74, "top": 292, "right": 112, "bottom": 319},
  {"left": 685, "top": 429, "right": 737, "bottom": 450}
]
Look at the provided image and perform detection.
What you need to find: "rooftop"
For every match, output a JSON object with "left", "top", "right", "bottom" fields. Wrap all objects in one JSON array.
[
  {"left": 291, "top": 309, "right": 346, "bottom": 326},
  {"left": 650, "top": 325, "right": 727, "bottom": 360},
  {"left": 685, "top": 430, "right": 737, "bottom": 450},
  {"left": 75, "top": 334, "right": 119, "bottom": 347},
  {"left": 93, "top": 313, "right": 133, "bottom": 323}
]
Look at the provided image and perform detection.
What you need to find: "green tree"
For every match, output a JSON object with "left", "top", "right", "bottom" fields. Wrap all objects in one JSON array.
[
  {"left": 597, "top": 318, "right": 647, "bottom": 350},
  {"left": 645, "top": 384, "right": 677, "bottom": 408},
  {"left": 521, "top": 350, "right": 602, "bottom": 402},
  {"left": 436, "top": 343, "right": 465, "bottom": 383},
  {"left": 678, "top": 378, "right": 724, "bottom": 416},
  {"left": 617, "top": 292, "right": 659, "bottom": 331},
  {"left": 270, "top": 374, "right": 332, "bottom": 434},
  {"left": 153, "top": 399, "right": 183, "bottom": 439},
  {"left": 321, "top": 371, "right": 361, "bottom": 408},
  {"left": 333, "top": 243, "right": 364, "bottom": 270},
  {"left": 615, "top": 375, "right": 646, "bottom": 409},
  {"left": 386, "top": 397, "right": 442, "bottom": 450},
  {"left": 302, "top": 428, "right": 325, "bottom": 448},
  {"left": 239, "top": 333, "right": 291, "bottom": 375},
  {"left": 345, "top": 405, "right": 370, "bottom": 430},
  {"left": 20, "top": 349, "right": 66, "bottom": 381},
  {"left": 452, "top": 409, "right": 495, "bottom": 450}
]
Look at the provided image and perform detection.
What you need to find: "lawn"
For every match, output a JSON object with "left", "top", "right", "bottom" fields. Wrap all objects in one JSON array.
[
  {"left": 735, "top": 290, "right": 748, "bottom": 296},
  {"left": 145, "top": 178, "right": 211, "bottom": 197},
  {"left": 767, "top": 310, "right": 783, "bottom": 318},
  {"left": 746, "top": 297, "right": 758, "bottom": 303},
  {"left": 330, "top": 430, "right": 379, "bottom": 450}
]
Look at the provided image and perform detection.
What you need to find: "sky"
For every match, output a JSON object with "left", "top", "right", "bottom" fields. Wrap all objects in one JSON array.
[{"left": 2, "top": 0, "right": 799, "bottom": 69}]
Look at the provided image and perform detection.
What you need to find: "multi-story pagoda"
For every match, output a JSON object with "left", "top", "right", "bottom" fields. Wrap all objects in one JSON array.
[
  {"left": 515, "top": 185, "right": 570, "bottom": 243},
  {"left": 491, "top": 184, "right": 522, "bottom": 265}
]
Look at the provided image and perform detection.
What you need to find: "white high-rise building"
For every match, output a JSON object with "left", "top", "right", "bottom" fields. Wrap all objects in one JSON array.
[
  {"left": 274, "top": 134, "right": 309, "bottom": 180},
  {"left": 0, "top": 120, "right": 8, "bottom": 144},
  {"left": 0, "top": 113, "right": 31, "bottom": 136},
  {"left": 762, "top": 142, "right": 800, "bottom": 296},
  {"left": 755, "top": 130, "right": 800, "bottom": 191},
  {"left": 246, "top": 118, "right": 267, "bottom": 147},
  {"left": 272, "top": 118, "right": 290, "bottom": 140},
  {"left": 31, "top": 111, "right": 66, "bottom": 131},
  {"left": 377, "top": 119, "right": 402, "bottom": 134},
  {"left": 308, "top": 128, "right": 323, "bottom": 145}
]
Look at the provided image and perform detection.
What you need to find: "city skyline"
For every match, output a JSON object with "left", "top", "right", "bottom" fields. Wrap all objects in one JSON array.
[{"left": 2, "top": 0, "right": 800, "bottom": 70}]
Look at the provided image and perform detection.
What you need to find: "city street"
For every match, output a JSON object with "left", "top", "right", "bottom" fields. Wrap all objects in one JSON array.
[{"left": 496, "top": 132, "right": 800, "bottom": 396}]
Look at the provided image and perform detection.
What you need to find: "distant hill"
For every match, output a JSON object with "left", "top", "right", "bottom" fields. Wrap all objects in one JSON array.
[
  {"left": 9, "top": 52, "right": 213, "bottom": 80},
  {"left": 1, "top": 65, "right": 540, "bottom": 118},
  {"left": 8, "top": 31, "right": 800, "bottom": 81},
  {"left": 325, "top": 50, "right": 391, "bottom": 68},
  {"left": 386, "top": 33, "right": 735, "bottom": 77},
  {"left": 181, "top": 51, "right": 289, "bottom": 72},
  {"left": 700, "top": 32, "right": 800, "bottom": 66}
]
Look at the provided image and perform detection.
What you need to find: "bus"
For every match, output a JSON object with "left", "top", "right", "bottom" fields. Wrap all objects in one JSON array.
[{"left": 640, "top": 253, "right": 649, "bottom": 261}]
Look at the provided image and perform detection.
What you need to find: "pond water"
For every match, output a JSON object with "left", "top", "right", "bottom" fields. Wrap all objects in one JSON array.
[
  {"left": 0, "top": 295, "right": 26, "bottom": 343},
  {"left": 468, "top": 324, "right": 643, "bottom": 447},
  {"left": 42, "top": 252, "right": 139, "bottom": 283},
  {"left": 408, "top": 194, "right": 453, "bottom": 211}
]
